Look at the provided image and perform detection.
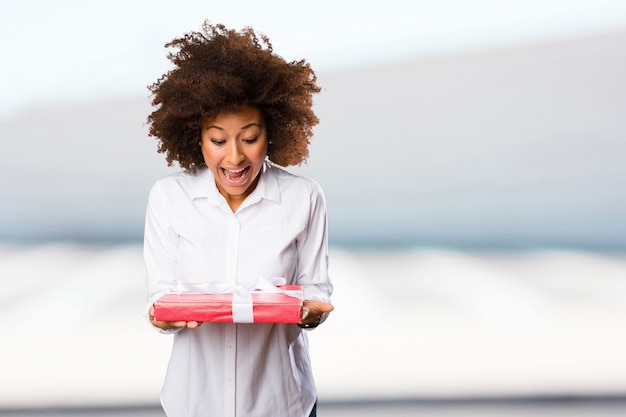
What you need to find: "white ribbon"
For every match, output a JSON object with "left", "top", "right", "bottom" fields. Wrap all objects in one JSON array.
[{"left": 175, "top": 276, "right": 304, "bottom": 323}]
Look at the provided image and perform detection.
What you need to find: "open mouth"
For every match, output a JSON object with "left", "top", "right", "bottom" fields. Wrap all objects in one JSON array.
[{"left": 221, "top": 166, "right": 250, "bottom": 183}]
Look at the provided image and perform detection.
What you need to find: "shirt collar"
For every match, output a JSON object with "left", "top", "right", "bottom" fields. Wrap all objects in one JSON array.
[
  {"left": 187, "top": 167, "right": 220, "bottom": 202},
  {"left": 247, "top": 161, "right": 280, "bottom": 204},
  {"left": 188, "top": 161, "right": 280, "bottom": 206}
]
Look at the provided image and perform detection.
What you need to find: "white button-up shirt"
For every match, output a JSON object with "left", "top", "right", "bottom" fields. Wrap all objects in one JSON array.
[{"left": 144, "top": 162, "right": 332, "bottom": 417}]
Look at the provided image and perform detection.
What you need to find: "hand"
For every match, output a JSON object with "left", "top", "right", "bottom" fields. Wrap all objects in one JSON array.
[
  {"left": 300, "top": 299, "right": 334, "bottom": 325},
  {"left": 148, "top": 305, "right": 202, "bottom": 330}
]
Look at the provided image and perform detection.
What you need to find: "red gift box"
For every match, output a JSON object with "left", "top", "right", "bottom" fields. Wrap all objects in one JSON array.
[{"left": 153, "top": 285, "right": 303, "bottom": 324}]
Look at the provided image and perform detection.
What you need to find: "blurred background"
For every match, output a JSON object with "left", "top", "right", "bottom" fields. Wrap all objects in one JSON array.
[{"left": 1, "top": 0, "right": 626, "bottom": 416}]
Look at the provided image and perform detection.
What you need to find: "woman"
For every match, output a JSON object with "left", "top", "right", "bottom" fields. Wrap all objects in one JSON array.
[{"left": 143, "top": 22, "right": 334, "bottom": 417}]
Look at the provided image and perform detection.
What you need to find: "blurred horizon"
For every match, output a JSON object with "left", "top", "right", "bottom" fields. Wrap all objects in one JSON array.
[{"left": 2, "top": 27, "right": 626, "bottom": 250}]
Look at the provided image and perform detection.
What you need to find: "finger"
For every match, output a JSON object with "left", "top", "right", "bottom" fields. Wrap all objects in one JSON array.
[
  {"left": 316, "top": 302, "right": 334, "bottom": 313},
  {"left": 304, "top": 300, "right": 334, "bottom": 313},
  {"left": 300, "top": 301, "right": 334, "bottom": 324}
]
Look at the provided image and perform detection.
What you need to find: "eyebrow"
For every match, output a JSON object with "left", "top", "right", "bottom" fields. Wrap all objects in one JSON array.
[{"left": 205, "top": 122, "right": 262, "bottom": 131}]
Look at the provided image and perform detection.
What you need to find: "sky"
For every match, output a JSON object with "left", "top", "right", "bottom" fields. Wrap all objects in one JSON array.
[{"left": 2, "top": 0, "right": 626, "bottom": 118}]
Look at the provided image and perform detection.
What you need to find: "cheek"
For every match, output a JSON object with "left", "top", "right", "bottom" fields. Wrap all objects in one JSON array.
[
  {"left": 255, "top": 149, "right": 268, "bottom": 162},
  {"left": 201, "top": 147, "right": 218, "bottom": 167},
  {"left": 254, "top": 143, "right": 269, "bottom": 161}
]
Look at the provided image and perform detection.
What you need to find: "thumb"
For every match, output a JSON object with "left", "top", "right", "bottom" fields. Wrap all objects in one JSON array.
[{"left": 304, "top": 300, "right": 334, "bottom": 313}]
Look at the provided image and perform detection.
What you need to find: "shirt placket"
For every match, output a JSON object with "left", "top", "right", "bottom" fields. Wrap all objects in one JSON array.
[{"left": 223, "top": 214, "right": 240, "bottom": 417}]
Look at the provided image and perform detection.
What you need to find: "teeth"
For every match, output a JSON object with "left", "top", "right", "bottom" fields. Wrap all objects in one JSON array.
[{"left": 222, "top": 167, "right": 248, "bottom": 180}]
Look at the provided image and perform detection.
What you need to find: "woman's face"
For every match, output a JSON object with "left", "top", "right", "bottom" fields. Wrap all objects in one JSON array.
[{"left": 200, "top": 106, "right": 268, "bottom": 210}]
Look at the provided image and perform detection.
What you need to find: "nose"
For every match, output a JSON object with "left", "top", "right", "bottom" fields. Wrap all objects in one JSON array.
[{"left": 226, "top": 141, "right": 245, "bottom": 165}]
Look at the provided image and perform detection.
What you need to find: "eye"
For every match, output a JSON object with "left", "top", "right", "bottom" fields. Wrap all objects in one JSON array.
[
  {"left": 210, "top": 138, "right": 226, "bottom": 146},
  {"left": 243, "top": 136, "right": 258, "bottom": 145}
]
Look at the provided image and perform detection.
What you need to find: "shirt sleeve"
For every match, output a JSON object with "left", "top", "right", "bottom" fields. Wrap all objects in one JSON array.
[
  {"left": 143, "top": 180, "right": 182, "bottom": 334},
  {"left": 296, "top": 181, "right": 334, "bottom": 325}
]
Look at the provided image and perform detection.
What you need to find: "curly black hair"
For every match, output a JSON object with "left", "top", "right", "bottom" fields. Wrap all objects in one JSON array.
[{"left": 147, "top": 22, "right": 321, "bottom": 169}]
